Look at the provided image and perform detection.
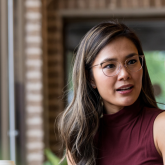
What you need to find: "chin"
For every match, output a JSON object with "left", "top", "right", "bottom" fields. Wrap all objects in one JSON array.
[{"left": 119, "top": 97, "right": 137, "bottom": 107}]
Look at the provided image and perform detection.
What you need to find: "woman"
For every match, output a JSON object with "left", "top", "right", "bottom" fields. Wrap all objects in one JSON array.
[{"left": 58, "top": 21, "right": 165, "bottom": 165}]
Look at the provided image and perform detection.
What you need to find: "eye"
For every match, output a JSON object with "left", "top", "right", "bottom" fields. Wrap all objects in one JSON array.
[
  {"left": 102, "top": 63, "right": 116, "bottom": 69},
  {"left": 106, "top": 64, "right": 115, "bottom": 68},
  {"left": 127, "top": 59, "right": 137, "bottom": 65}
]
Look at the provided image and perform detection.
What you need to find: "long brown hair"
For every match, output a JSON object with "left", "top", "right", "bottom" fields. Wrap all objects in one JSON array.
[{"left": 58, "top": 21, "right": 158, "bottom": 165}]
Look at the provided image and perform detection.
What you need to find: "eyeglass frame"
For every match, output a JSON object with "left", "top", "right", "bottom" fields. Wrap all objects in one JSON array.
[{"left": 90, "top": 54, "right": 144, "bottom": 77}]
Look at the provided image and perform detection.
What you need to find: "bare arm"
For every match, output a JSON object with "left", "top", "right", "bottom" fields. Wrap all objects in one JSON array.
[
  {"left": 66, "top": 151, "right": 76, "bottom": 165},
  {"left": 154, "top": 111, "right": 165, "bottom": 165}
]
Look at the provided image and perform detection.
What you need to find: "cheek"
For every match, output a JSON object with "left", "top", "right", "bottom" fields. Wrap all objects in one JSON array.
[
  {"left": 134, "top": 70, "right": 143, "bottom": 88},
  {"left": 94, "top": 74, "right": 116, "bottom": 95}
]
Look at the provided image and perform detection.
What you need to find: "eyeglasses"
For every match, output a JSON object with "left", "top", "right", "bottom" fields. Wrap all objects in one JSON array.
[{"left": 90, "top": 55, "right": 144, "bottom": 77}]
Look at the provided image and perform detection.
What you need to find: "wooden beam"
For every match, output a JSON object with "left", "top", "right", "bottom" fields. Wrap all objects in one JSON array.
[
  {"left": 46, "top": 0, "right": 54, "bottom": 7},
  {"left": 59, "top": 7, "right": 165, "bottom": 17}
]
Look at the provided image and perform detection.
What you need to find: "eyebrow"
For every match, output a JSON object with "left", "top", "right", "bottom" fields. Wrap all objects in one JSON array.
[{"left": 101, "top": 53, "right": 138, "bottom": 63}]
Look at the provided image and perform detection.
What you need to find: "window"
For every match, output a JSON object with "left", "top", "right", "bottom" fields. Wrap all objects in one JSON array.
[{"left": 0, "top": 0, "right": 26, "bottom": 164}]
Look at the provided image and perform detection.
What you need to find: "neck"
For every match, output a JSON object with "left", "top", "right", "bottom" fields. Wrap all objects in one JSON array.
[{"left": 103, "top": 101, "right": 124, "bottom": 115}]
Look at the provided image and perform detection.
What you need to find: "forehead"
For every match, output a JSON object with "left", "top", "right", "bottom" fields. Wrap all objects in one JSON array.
[{"left": 93, "top": 37, "right": 138, "bottom": 64}]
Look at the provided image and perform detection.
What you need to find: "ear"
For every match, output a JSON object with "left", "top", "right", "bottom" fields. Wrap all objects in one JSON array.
[
  {"left": 85, "top": 69, "right": 97, "bottom": 89},
  {"left": 90, "top": 79, "right": 97, "bottom": 89}
]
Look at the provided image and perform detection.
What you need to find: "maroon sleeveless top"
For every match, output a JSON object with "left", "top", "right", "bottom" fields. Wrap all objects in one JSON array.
[{"left": 95, "top": 100, "right": 164, "bottom": 165}]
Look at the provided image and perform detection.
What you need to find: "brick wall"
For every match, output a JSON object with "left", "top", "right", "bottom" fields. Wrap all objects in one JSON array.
[
  {"left": 24, "top": 0, "right": 44, "bottom": 165},
  {"left": 43, "top": 1, "right": 64, "bottom": 156}
]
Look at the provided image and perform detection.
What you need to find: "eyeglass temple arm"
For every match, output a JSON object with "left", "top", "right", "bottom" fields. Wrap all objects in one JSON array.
[{"left": 90, "top": 64, "right": 100, "bottom": 69}]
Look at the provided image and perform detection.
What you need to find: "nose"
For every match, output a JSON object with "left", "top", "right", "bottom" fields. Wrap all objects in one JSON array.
[{"left": 117, "top": 64, "right": 131, "bottom": 81}]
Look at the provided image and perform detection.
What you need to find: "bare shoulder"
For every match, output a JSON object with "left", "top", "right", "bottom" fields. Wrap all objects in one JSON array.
[
  {"left": 154, "top": 111, "right": 165, "bottom": 128},
  {"left": 153, "top": 111, "right": 165, "bottom": 163}
]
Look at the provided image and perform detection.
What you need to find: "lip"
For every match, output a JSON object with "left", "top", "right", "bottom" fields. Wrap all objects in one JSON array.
[
  {"left": 116, "top": 87, "right": 133, "bottom": 94},
  {"left": 116, "top": 84, "right": 134, "bottom": 90},
  {"left": 116, "top": 84, "right": 134, "bottom": 95}
]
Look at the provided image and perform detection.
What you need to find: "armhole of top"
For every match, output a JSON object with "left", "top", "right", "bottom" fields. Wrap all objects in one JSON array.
[{"left": 152, "top": 111, "right": 163, "bottom": 158}]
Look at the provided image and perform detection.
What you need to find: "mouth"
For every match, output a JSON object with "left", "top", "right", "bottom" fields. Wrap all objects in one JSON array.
[{"left": 116, "top": 86, "right": 134, "bottom": 91}]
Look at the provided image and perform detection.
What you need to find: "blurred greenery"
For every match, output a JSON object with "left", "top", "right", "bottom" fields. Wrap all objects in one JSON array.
[
  {"left": 66, "top": 51, "right": 74, "bottom": 104},
  {"left": 145, "top": 51, "right": 165, "bottom": 109},
  {"left": 44, "top": 149, "right": 67, "bottom": 165}
]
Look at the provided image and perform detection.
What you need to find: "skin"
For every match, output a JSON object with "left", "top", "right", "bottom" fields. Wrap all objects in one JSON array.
[
  {"left": 154, "top": 112, "right": 165, "bottom": 164},
  {"left": 66, "top": 152, "right": 75, "bottom": 165},
  {"left": 91, "top": 37, "right": 143, "bottom": 114}
]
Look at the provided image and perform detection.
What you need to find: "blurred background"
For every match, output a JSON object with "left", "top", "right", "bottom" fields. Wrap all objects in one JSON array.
[{"left": 0, "top": 0, "right": 165, "bottom": 165}]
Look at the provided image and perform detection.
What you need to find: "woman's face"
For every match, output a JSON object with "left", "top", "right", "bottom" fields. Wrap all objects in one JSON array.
[{"left": 91, "top": 37, "right": 143, "bottom": 114}]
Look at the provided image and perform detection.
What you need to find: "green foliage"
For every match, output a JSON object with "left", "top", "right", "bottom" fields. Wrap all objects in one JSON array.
[
  {"left": 44, "top": 149, "right": 67, "bottom": 165},
  {"left": 145, "top": 51, "right": 165, "bottom": 109},
  {"left": 44, "top": 161, "right": 53, "bottom": 165}
]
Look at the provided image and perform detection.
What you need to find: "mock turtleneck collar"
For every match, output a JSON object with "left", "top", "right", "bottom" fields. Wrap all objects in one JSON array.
[{"left": 102, "top": 99, "right": 144, "bottom": 127}]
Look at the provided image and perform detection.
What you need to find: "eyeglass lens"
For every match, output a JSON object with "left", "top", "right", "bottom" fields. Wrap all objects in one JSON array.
[{"left": 101, "top": 55, "right": 143, "bottom": 77}]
